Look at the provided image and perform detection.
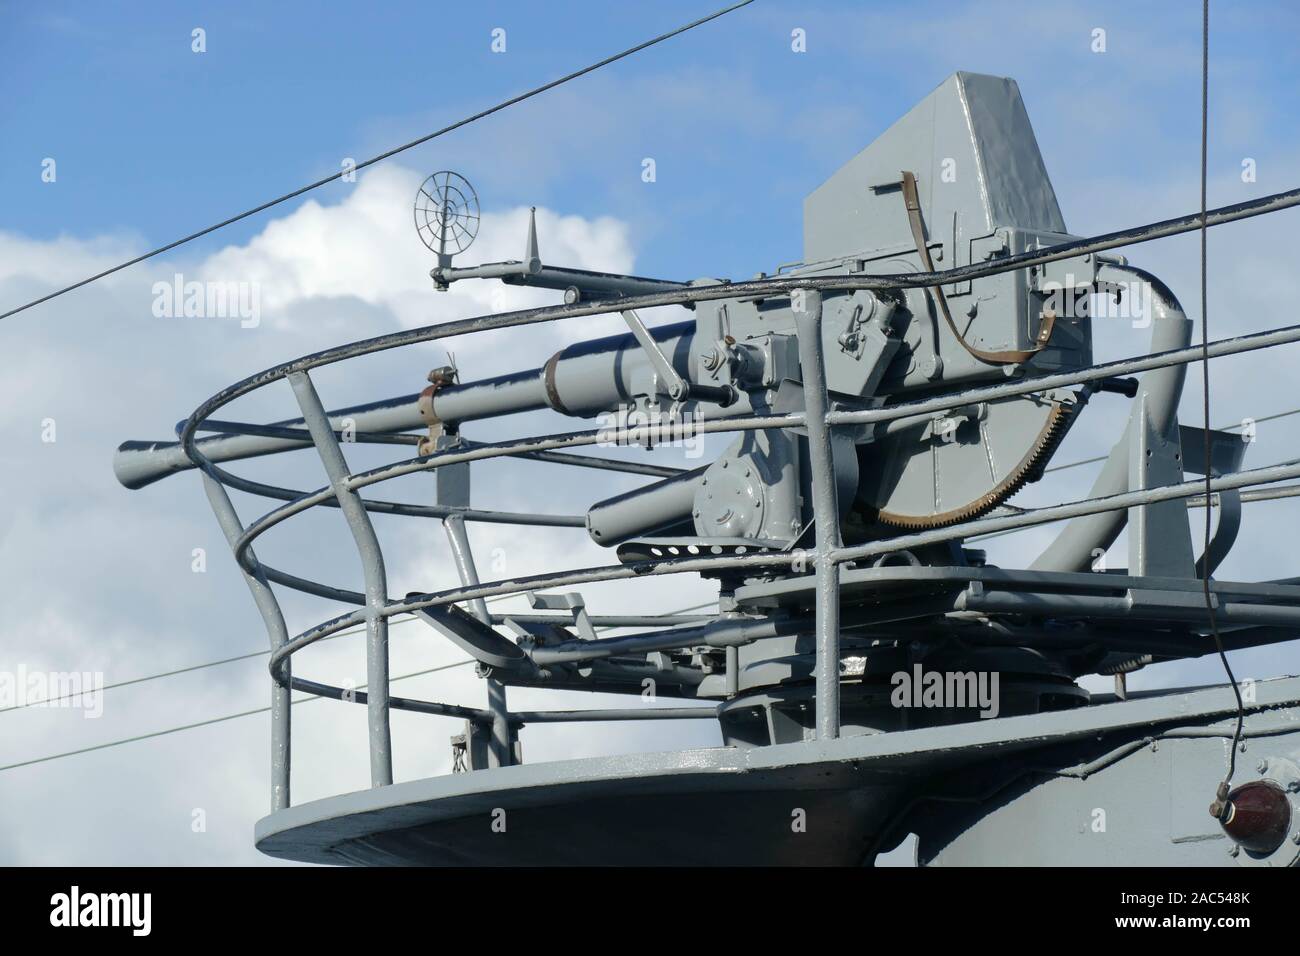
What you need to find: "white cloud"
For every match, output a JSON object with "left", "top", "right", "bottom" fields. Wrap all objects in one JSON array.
[
  {"left": 4, "top": 21, "right": 1299, "bottom": 865},
  {"left": 199, "top": 166, "right": 636, "bottom": 335},
  {"left": 0, "top": 230, "right": 144, "bottom": 288},
  {"left": 0, "top": 167, "right": 721, "bottom": 865}
]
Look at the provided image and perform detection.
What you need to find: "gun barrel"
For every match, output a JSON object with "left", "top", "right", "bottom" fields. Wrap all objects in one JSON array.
[
  {"left": 113, "top": 392, "right": 425, "bottom": 490},
  {"left": 116, "top": 319, "right": 704, "bottom": 490}
]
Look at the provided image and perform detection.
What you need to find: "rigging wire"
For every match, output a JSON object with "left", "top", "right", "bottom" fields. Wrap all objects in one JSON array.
[
  {"left": 1043, "top": 405, "right": 1300, "bottom": 476},
  {"left": 961, "top": 5, "right": 1248, "bottom": 808},
  {"left": 969, "top": 481, "right": 1300, "bottom": 545},
  {"left": 1, "top": 598, "right": 720, "bottom": 714},
  {"left": 0, "top": 1, "right": 754, "bottom": 324},
  {"left": 1199, "top": 0, "right": 1247, "bottom": 810},
  {"left": 0, "top": 613, "right": 421, "bottom": 715},
  {"left": 967, "top": 402, "right": 1300, "bottom": 544},
  {"left": 0, "top": 659, "right": 474, "bottom": 774},
  {"left": 0, "top": 600, "right": 720, "bottom": 772},
  {"left": 0, "top": 0, "right": 1270, "bottom": 823}
]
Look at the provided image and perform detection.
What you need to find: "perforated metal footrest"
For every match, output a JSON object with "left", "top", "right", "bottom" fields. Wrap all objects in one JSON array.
[{"left": 615, "top": 537, "right": 789, "bottom": 565}]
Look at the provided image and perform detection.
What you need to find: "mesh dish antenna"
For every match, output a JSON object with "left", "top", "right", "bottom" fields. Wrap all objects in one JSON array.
[
  {"left": 112, "top": 66, "right": 1300, "bottom": 868},
  {"left": 414, "top": 171, "right": 480, "bottom": 265}
]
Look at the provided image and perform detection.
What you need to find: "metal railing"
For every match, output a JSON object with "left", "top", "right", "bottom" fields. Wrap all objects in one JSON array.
[{"left": 164, "top": 186, "right": 1300, "bottom": 812}]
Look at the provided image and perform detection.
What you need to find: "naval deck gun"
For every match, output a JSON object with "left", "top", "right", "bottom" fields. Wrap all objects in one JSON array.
[{"left": 115, "top": 72, "right": 1300, "bottom": 866}]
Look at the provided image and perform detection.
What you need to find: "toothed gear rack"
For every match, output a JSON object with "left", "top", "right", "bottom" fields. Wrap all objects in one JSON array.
[{"left": 116, "top": 73, "right": 1300, "bottom": 866}]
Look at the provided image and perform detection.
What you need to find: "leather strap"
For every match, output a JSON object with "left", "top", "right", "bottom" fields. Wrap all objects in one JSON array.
[{"left": 900, "top": 169, "right": 1054, "bottom": 365}]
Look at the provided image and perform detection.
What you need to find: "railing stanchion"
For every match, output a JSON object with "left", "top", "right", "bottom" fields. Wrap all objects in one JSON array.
[
  {"left": 199, "top": 472, "right": 292, "bottom": 810},
  {"left": 444, "top": 512, "right": 513, "bottom": 767},
  {"left": 150, "top": 184, "right": 1300, "bottom": 796},
  {"left": 793, "top": 290, "right": 843, "bottom": 741},
  {"left": 289, "top": 371, "right": 394, "bottom": 787}
]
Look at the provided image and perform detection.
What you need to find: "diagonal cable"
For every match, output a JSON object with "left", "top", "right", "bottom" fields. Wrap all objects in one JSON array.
[{"left": 0, "top": 1, "right": 754, "bottom": 323}]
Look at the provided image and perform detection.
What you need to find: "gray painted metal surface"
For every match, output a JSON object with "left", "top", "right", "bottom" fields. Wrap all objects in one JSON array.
[
  {"left": 116, "top": 72, "right": 1300, "bottom": 866},
  {"left": 254, "top": 677, "right": 1300, "bottom": 866}
]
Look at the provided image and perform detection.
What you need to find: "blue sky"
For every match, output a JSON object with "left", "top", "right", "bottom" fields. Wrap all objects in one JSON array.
[
  {"left": 5, "top": 0, "right": 1299, "bottom": 283},
  {"left": 3, "top": 0, "right": 1300, "bottom": 865}
]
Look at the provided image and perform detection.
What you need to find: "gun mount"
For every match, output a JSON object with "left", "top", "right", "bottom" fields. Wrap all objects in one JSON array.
[{"left": 115, "top": 72, "right": 1300, "bottom": 866}]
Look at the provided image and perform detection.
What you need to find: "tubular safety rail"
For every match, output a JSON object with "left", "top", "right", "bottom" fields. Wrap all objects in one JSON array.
[{"left": 167, "top": 186, "right": 1300, "bottom": 811}]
